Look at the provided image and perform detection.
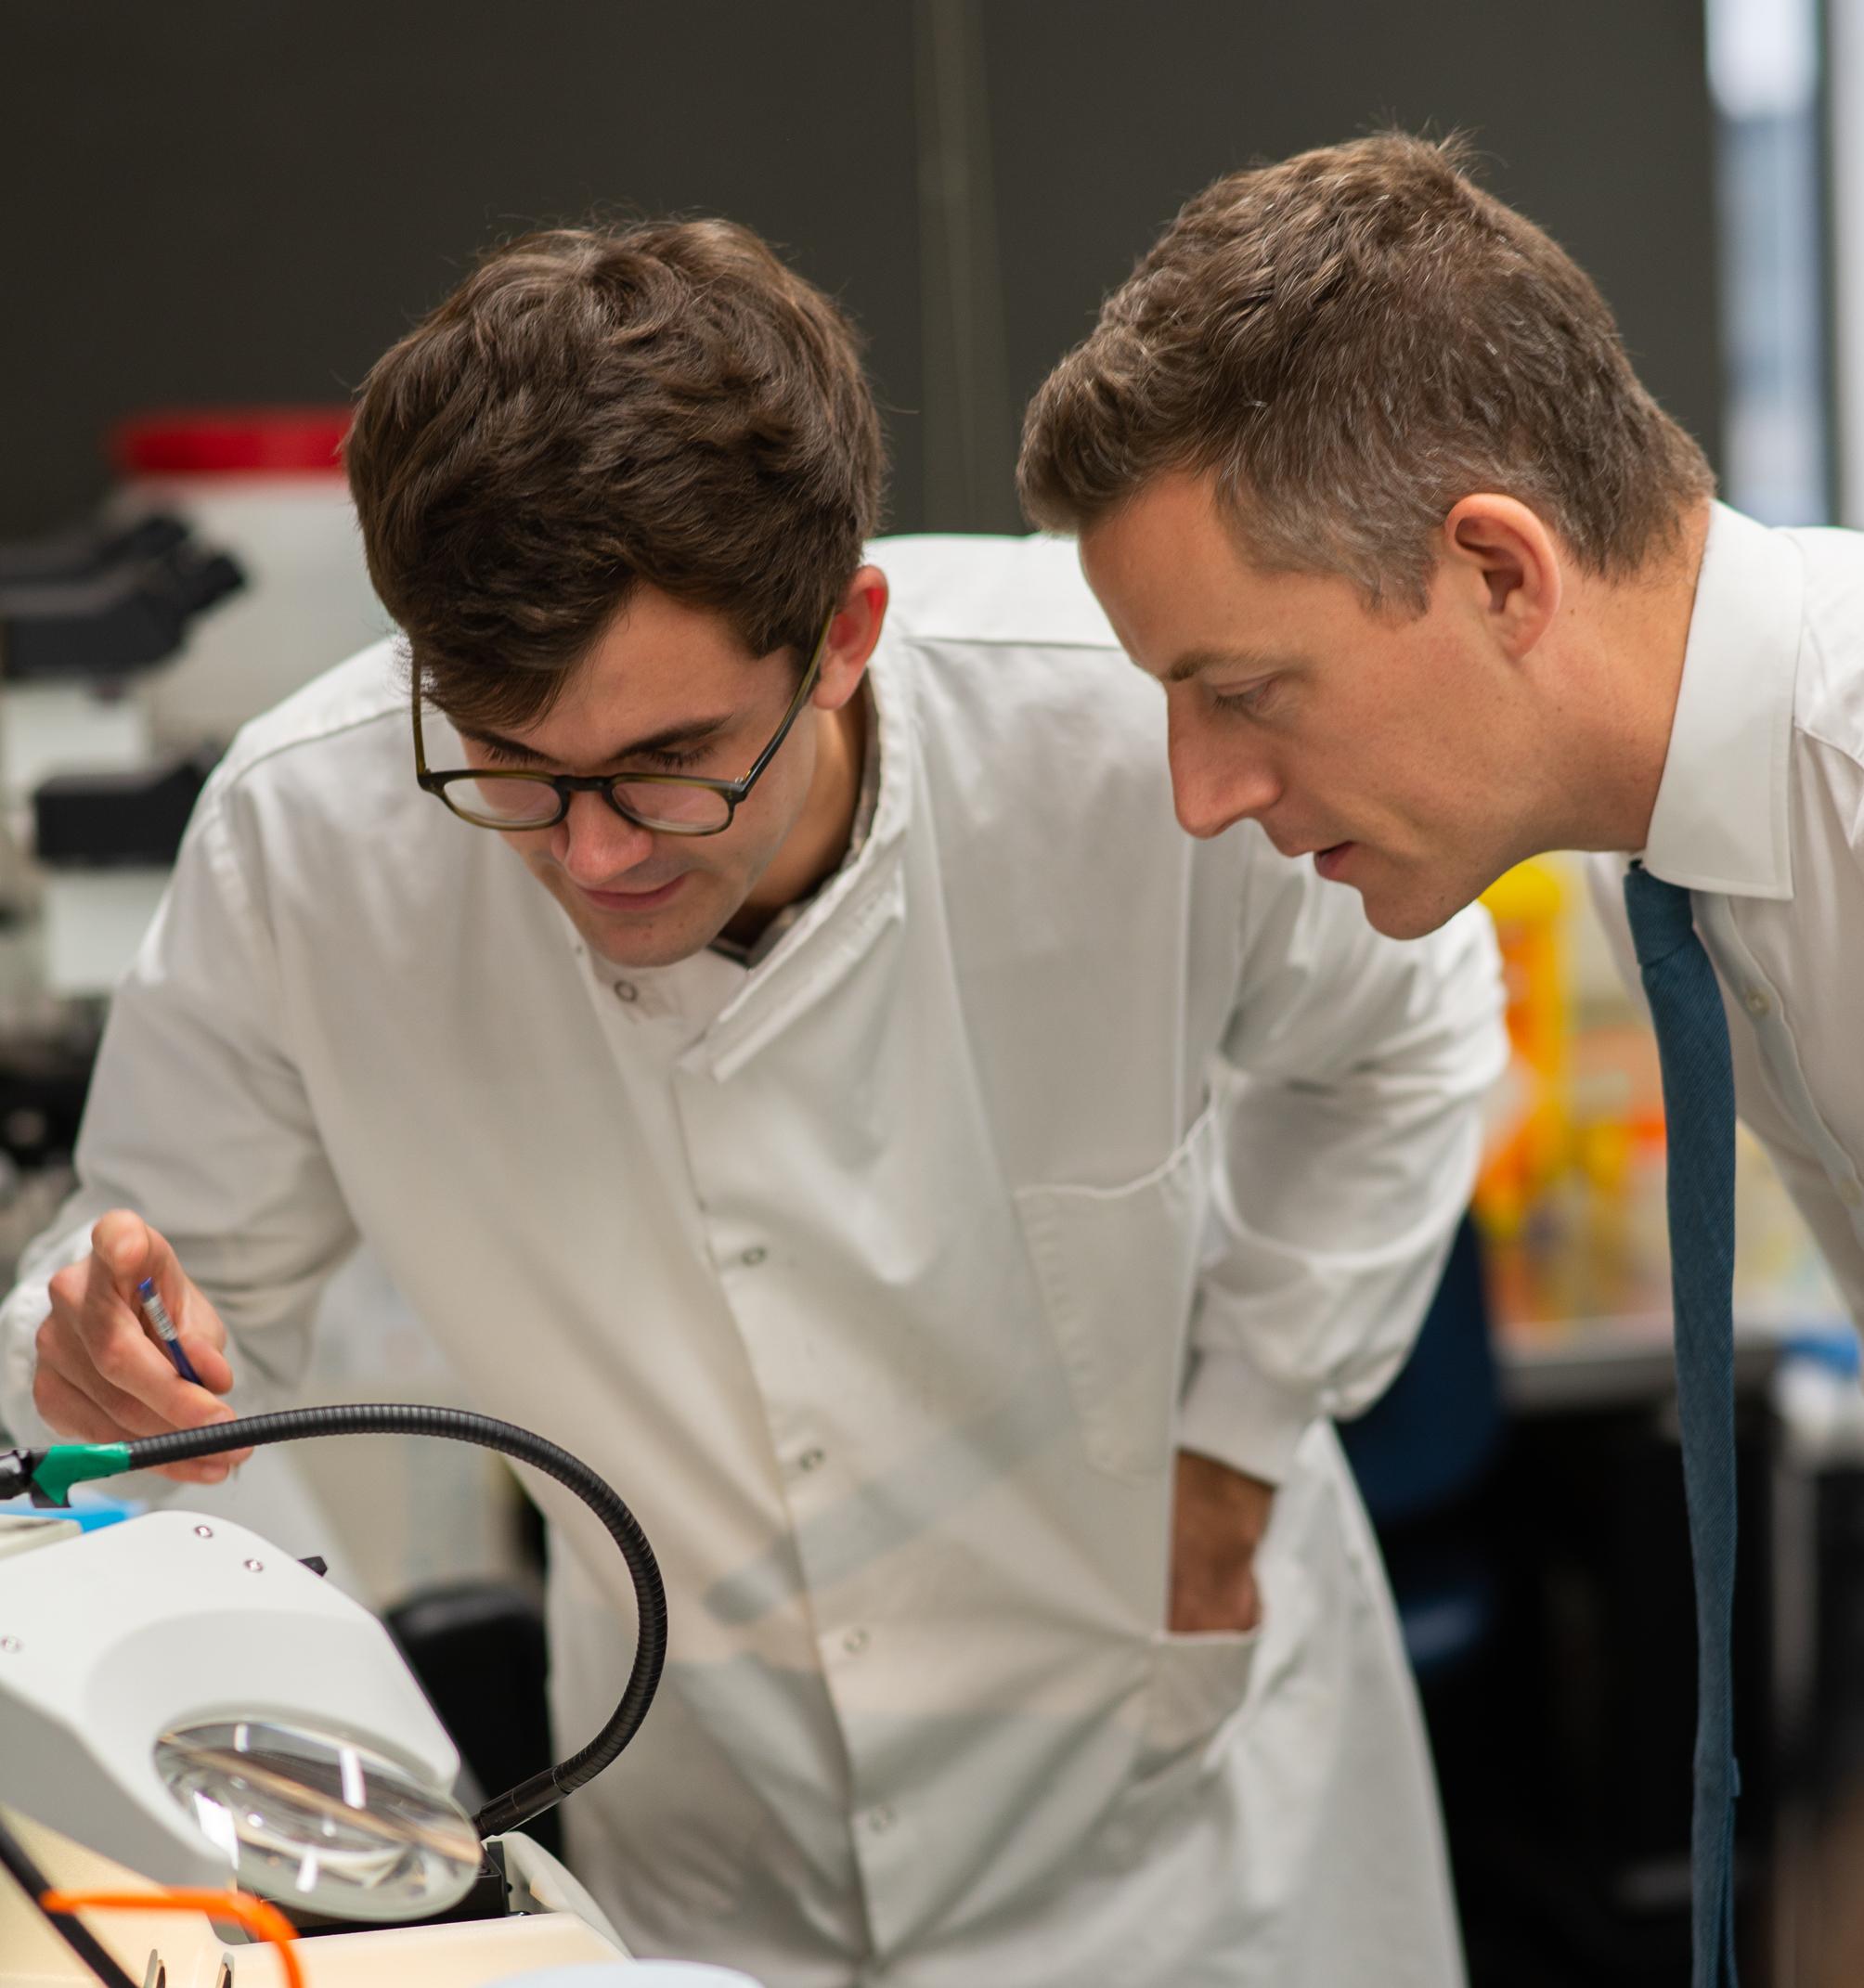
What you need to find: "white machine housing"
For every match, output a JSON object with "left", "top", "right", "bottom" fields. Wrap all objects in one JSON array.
[{"left": 0, "top": 1507, "right": 462, "bottom": 1888}]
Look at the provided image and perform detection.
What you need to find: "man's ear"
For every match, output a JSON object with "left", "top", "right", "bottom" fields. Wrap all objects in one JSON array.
[
  {"left": 1439, "top": 495, "right": 1562, "bottom": 660},
  {"left": 815, "top": 566, "right": 889, "bottom": 711}
]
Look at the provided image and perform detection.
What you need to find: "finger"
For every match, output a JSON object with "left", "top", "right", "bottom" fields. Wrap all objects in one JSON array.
[
  {"left": 49, "top": 1311, "right": 254, "bottom": 1470},
  {"left": 169, "top": 1285, "right": 236, "bottom": 1395},
  {"left": 63, "top": 1259, "right": 238, "bottom": 1431},
  {"left": 149, "top": 1457, "right": 237, "bottom": 1486},
  {"left": 38, "top": 1323, "right": 188, "bottom": 1438},
  {"left": 31, "top": 1351, "right": 247, "bottom": 1478},
  {"left": 90, "top": 1208, "right": 156, "bottom": 1291},
  {"left": 81, "top": 1297, "right": 239, "bottom": 1432},
  {"left": 39, "top": 1321, "right": 248, "bottom": 1459},
  {"left": 33, "top": 1356, "right": 242, "bottom": 1482},
  {"left": 88, "top": 1216, "right": 236, "bottom": 1395},
  {"left": 32, "top": 1362, "right": 133, "bottom": 1443}
]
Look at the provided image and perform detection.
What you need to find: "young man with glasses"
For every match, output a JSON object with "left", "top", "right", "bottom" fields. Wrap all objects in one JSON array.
[{"left": 0, "top": 221, "right": 1505, "bottom": 1986}]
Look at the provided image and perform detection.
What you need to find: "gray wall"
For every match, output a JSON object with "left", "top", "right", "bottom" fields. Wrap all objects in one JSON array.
[{"left": 2, "top": 0, "right": 1717, "bottom": 540}]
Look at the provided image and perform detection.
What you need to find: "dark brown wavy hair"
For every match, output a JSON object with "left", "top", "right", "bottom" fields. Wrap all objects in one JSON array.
[{"left": 346, "top": 220, "right": 885, "bottom": 727}]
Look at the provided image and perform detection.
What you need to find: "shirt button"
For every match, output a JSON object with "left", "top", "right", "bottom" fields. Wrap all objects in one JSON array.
[
  {"left": 843, "top": 1626, "right": 871, "bottom": 1656},
  {"left": 1743, "top": 988, "right": 1770, "bottom": 1016},
  {"left": 612, "top": 979, "right": 640, "bottom": 1005},
  {"left": 862, "top": 1803, "right": 896, "bottom": 1834},
  {"left": 740, "top": 1245, "right": 768, "bottom": 1268},
  {"left": 796, "top": 1446, "right": 826, "bottom": 1474}
]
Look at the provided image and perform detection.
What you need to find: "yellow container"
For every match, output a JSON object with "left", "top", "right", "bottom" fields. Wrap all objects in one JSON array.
[{"left": 1476, "top": 858, "right": 1573, "bottom": 1237}]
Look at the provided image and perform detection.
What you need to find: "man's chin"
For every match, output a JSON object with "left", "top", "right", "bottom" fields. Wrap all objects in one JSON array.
[
  {"left": 585, "top": 926, "right": 713, "bottom": 970},
  {"left": 583, "top": 904, "right": 734, "bottom": 969},
  {"left": 1352, "top": 866, "right": 1472, "bottom": 942},
  {"left": 551, "top": 875, "right": 735, "bottom": 970}
]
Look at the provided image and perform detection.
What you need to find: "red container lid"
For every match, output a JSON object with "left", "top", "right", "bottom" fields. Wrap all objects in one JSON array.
[{"left": 110, "top": 407, "right": 352, "bottom": 476}]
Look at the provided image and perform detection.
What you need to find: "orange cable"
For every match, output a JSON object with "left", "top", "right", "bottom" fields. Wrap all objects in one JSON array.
[{"left": 39, "top": 1888, "right": 304, "bottom": 1988}]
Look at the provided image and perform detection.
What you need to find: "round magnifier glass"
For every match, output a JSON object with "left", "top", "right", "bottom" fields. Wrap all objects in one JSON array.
[{"left": 153, "top": 1717, "right": 482, "bottom": 1921}]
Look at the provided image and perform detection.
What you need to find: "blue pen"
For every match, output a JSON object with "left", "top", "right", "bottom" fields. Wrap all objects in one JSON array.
[{"left": 136, "top": 1276, "right": 202, "bottom": 1387}]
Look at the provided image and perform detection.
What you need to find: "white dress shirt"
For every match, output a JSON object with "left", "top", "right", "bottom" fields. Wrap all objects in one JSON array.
[
  {"left": 1590, "top": 503, "right": 1864, "bottom": 1325},
  {"left": 0, "top": 535, "right": 1505, "bottom": 1987}
]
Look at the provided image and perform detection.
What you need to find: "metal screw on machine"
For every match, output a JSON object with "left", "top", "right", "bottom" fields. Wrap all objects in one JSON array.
[
  {"left": 243, "top": 1559, "right": 264, "bottom": 1573},
  {"left": 0, "top": 1635, "right": 20, "bottom": 1653},
  {"left": 193, "top": 1525, "right": 214, "bottom": 1539}
]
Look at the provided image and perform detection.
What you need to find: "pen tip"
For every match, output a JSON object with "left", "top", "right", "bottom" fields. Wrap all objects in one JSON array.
[{"left": 136, "top": 1277, "right": 156, "bottom": 1299}]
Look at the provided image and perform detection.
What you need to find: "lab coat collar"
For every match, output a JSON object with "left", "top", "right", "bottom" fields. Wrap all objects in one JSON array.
[
  {"left": 696, "top": 634, "right": 913, "bottom": 1077},
  {"left": 1639, "top": 502, "right": 1802, "bottom": 899}
]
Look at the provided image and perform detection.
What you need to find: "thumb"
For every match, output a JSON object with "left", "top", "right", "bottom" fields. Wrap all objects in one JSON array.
[{"left": 91, "top": 1208, "right": 155, "bottom": 1292}]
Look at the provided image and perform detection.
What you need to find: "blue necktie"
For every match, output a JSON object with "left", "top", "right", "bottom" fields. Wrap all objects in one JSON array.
[{"left": 1623, "top": 864, "right": 1741, "bottom": 1988}]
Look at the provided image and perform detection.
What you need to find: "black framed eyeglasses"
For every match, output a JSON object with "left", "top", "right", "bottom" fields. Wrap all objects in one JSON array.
[{"left": 412, "top": 613, "right": 833, "bottom": 836}]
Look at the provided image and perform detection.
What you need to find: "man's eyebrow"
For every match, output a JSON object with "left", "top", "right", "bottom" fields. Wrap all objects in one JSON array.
[
  {"left": 455, "top": 713, "right": 734, "bottom": 765},
  {"left": 1161, "top": 645, "right": 1299, "bottom": 685}
]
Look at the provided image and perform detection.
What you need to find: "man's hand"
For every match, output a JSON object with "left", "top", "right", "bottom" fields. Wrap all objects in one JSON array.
[
  {"left": 32, "top": 1210, "right": 250, "bottom": 1484},
  {"left": 1169, "top": 1449, "right": 1275, "bottom": 1634}
]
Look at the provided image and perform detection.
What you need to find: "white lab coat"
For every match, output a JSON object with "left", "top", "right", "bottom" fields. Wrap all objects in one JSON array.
[
  {"left": 0, "top": 536, "right": 1506, "bottom": 1986},
  {"left": 1588, "top": 503, "right": 1864, "bottom": 1324}
]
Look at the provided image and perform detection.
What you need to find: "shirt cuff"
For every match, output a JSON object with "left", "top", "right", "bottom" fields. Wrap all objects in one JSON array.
[{"left": 1176, "top": 1349, "right": 1323, "bottom": 1487}]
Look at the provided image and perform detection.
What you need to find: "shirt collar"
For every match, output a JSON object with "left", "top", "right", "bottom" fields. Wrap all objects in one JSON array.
[{"left": 1639, "top": 501, "right": 1802, "bottom": 899}]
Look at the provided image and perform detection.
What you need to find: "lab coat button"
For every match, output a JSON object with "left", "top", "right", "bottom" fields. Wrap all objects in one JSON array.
[
  {"left": 1744, "top": 988, "right": 1770, "bottom": 1016},
  {"left": 843, "top": 1626, "right": 871, "bottom": 1656},
  {"left": 612, "top": 979, "right": 640, "bottom": 1004},
  {"left": 796, "top": 1446, "right": 826, "bottom": 1473},
  {"left": 740, "top": 1245, "right": 768, "bottom": 1268},
  {"left": 862, "top": 1803, "right": 896, "bottom": 1834}
]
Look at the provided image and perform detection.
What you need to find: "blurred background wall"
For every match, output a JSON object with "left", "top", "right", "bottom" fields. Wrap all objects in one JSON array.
[{"left": 3, "top": 0, "right": 1722, "bottom": 539}]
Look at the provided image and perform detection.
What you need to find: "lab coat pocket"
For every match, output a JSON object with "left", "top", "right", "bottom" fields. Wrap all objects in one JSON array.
[
  {"left": 1143, "top": 1624, "right": 1263, "bottom": 1766},
  {"left": 1014, "top": 1107, "right": 1219, "bottom": 1481},
  {"left": 1097, "top": 1624, "right": 1262, "bottom": 1870},
  {"left": 1104, "top": 1545, "right": 1318, "bottom": 1867}
]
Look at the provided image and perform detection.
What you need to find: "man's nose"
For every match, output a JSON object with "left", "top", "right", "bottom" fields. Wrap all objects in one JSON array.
[
  {"left": 553, "top": 790, "right": 657, "bottom": 879},
  {"left": 1168, "top": 717, "right": 1280, "bottom": 840}
]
